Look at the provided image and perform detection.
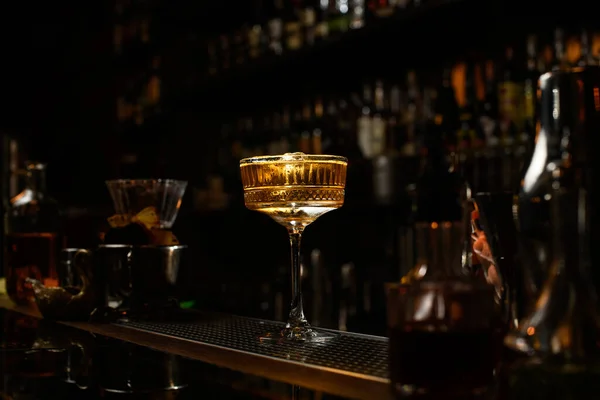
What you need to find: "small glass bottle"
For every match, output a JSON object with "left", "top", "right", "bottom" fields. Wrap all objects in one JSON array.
[{"left": 4, "top": 162, "right": 61, "bottom": 305}]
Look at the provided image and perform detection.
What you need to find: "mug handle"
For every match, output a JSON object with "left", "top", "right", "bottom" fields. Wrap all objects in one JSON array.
[{"left": 73, "top": 249, "right": 94, "bottom": 292}]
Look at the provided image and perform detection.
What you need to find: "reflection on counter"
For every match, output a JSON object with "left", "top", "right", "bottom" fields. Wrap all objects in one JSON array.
[{"left": 0, "top": 309, "right": 340, "bottom": 400}]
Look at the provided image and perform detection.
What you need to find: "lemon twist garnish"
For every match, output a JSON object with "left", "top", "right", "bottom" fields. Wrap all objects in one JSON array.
[{"left": 106, "top": 206, "right": 179, "bottom": 245}]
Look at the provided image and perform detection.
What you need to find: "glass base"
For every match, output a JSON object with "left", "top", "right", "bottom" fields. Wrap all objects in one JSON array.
[{"left": 259, "top": 326, "right": 339, "bottom": 343}]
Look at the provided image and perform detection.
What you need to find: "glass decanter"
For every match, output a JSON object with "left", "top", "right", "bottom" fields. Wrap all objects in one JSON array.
[
  {"left": 388, "top": 199, "right": 497, "bottom": 398},
  {"left": 504, "top": 66, "right": 600, "bottom": 399}
]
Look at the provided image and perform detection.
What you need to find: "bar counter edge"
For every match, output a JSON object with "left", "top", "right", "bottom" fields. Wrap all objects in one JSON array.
[{"left": 0, "top": 296, "right": 392, "bottom": 400}]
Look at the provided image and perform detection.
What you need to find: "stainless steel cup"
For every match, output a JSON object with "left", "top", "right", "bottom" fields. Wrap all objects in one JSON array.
[
  {"left": 128, "top": 245, "right": 187, "bottom": 309},
  {"left": 95, "top": 244, "right": 133, "bottom": 309}
]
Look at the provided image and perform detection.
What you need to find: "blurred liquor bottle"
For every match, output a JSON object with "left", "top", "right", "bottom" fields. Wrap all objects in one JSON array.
[{"left": 4, "top": 162, "right": 62, "bottom": 305}]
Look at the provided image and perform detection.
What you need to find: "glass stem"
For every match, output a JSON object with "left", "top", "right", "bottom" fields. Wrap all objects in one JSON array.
[{"left": 287, "top": 227, "right": 309, "bottom": 329}]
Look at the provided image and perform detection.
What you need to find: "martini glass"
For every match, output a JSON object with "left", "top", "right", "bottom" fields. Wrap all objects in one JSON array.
[{"left": 240, "top": 153, "right": 347, "bottom": 342}]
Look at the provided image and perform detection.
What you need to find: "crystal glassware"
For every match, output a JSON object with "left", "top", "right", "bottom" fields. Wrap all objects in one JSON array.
[
  {"left": 504, "top": 67, "right": 600, "bottom": 361},
  {"left": 501, "top": 65, "right": 600, "bottom": 400},
  {"left": 240, "top": 152, "right": 347, "bottom": 342},
  {"left": 389, "top": 220, "right": 497, "bottom": 398},
  {"left": 105, "top": 179, "right": 187, "bottom": 229}
]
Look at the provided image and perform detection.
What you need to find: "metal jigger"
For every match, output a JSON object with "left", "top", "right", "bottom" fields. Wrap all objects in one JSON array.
[{"left": 505, "top": 67, "right": 600, "bottom": 368}]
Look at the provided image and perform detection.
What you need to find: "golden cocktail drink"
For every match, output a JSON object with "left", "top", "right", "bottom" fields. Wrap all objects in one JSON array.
[{"left": 240, "top": 153, "right": 347, "bottom": 342}]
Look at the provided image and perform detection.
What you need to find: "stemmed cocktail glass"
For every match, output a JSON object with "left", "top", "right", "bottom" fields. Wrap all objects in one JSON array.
[{"left": 240, "top": 153, "right": 347, "bottom": 342}]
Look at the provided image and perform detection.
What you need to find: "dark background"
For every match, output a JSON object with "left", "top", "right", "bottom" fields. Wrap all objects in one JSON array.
[{"left": 3, "top": 0, "right": 596, "bottom": 335}]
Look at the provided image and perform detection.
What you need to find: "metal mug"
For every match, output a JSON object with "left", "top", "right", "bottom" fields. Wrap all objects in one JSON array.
[
  {"left": 68, "top": 245, "right": 132, "bottom": 310},
  {"left": 95, "top": 244, "right": 133, "bottom": 309},
  {"left": 69, "top": 244, "right": 187, "bottom": 312},
  {"left": 128, "top": 245, "right": 188, "bottom": 309}
]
